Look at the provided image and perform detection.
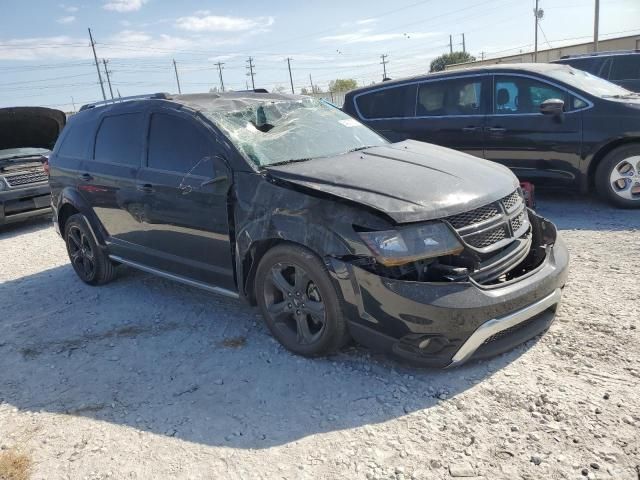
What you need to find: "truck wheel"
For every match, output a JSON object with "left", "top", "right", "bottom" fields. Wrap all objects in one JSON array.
[
  {"left": 255, "top": 244, "right": 350, "bottom": 356},
  {"left": 64, "top": 213, "right": 116, "bottom": 285},
  {"left": 595, "top": 144, "right": 640, "bottom": 208}
]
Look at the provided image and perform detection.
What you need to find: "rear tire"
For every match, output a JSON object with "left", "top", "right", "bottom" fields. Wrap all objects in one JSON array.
[
  {"left": 595, "top": 144, "right": 640, "bottom": 208},
  {"left": 255, "top": 244, "right": 350, "bottom": 357},
  {"left": 64, "top": 213, "right": 116, "bottom": 285}
]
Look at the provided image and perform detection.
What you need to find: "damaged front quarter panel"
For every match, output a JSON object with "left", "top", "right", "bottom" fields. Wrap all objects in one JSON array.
[{"left": 232, "top": 170, "right": 394, "bottom": 303}]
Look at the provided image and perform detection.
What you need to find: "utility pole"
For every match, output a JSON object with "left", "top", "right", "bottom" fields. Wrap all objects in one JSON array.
[
  {"left": 246, "top": 57, "right": 256, "bottom": 90},
  {"left": 215, "top": 62, "right": 225, "bottom": 92},
  {"left": 462, "top": 33, "right": 466, "bottom": 53},
  {"left": 309, "top": 73, "right": 315, "bottom": 93},
  {"left": 534, "top": 0, "right": 540, "bottom": 62},
  {"left": 87, "top": 28, "right": 106, "bottom": 101},
  {"left": 449, "top": 35, "right": 453, "bottom": 54},
  {"left": 102, "top": 59, "right": 114, "bottom": 99},
  {"left": 380, "top": 54, "right": 389, "bottom": 81},
  {"left": 71, "top": 96, "right": 76, "bottom": 113},
  {"left": 593, "top": 0, "right": 600, "bottom": 52},
  {"left": 481, "top": 51, "right": 485, "bottom": 61},
  {"left": 172, "top": 58, "right": 182, "bottom": 94},
  {"left": 286, "top": 57, "right": 294, "bottom": 94}
]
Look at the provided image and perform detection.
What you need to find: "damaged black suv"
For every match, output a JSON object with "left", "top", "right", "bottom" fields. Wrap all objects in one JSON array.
[{"left": 49, "top": 92, "right": 569, "bottom": 367}]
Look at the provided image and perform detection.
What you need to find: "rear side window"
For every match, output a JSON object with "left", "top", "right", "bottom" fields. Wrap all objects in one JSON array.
[
  {"left": 147, "top": 113, "right": 211, "bottom": 175},
  {"left": 494, "top": 76, "right": 567, "bottom": 114},
  {"left": 93, "top": 113, "right": 144, "bottom": 166},
  {"left": 417, "top": 78, "right": 483, "bottom": 116},
  {"left": 356, "top": 84, "right": 416, "bottom": 119},
  {"left": 57, "top": 118, "right": 94, "bottom": 158},
  {"left": 609, "top": 56, "right": 640, "bottom": 81}
]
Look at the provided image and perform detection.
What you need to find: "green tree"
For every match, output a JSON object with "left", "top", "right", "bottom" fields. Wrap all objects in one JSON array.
[
  {"left": 329, "top": 78, "right": 358, "bottom": 92},
  {"left": 429, "top": 51, "right": 476, "bottom": 72}
]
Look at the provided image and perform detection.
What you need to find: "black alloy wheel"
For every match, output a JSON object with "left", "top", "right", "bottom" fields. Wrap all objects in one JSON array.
[{"left": 255, "top": 244, "right": 350, "bottom": 356}]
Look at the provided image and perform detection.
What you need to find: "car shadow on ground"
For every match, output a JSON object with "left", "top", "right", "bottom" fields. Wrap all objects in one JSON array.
[
  {"left": 535, "top": 190, "right": 640, "bottom": 232},
  {"left": 0, "top": 215, "right": 51, "bottom": 239},
  {"left": 0, "top": 262, "right": 538, "bottom": 450}
]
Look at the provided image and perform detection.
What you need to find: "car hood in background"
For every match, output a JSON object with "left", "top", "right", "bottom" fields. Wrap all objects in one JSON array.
[
  {"left": 265, "top": 140, "right": 519, "bottom": 223},
  {"left": 0, "top": 107, "right": 66, "bottom": 151}
]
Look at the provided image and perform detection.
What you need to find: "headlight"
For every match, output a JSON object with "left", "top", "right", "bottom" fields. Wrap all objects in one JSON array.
[{"left": 357, "top": 222, "right": 464, "bottom": 266}]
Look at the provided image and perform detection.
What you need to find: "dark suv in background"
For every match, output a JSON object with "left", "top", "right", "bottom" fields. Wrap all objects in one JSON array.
[
  {"left": 0, "top": 107, "right": 65, "bottom": 225},
  {"left": 343, "top": 63, "right": 640, "bottom": 208},
  {"left": 553, "top": 50, "right": 640, "bottom": 92},
  {"left": 49, "top": 92, "right": 568, "bottom": 367}
]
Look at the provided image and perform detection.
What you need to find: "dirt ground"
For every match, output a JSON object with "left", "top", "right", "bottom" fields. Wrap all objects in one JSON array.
[{"left": 0, "top": 192, "right": 638, "bottom": 480}]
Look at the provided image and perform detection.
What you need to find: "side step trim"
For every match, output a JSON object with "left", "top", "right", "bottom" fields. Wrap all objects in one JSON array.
[
  {"left": 109, "top": 255, "right": 239, "bottom": 299},
  {"left": 447, "top": 288, "right": 562, "bottom": 367}
]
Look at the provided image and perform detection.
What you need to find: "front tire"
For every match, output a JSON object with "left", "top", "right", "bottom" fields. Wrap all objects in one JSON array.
[
  {"left": 595, "top": 144, "right": 640, "bottom": 208},
  {"left": 64, "top": 213, "right": 116, "bottom": 285},
  {"left": 254, "top": 244, "right": 350, "bottom": 357}
]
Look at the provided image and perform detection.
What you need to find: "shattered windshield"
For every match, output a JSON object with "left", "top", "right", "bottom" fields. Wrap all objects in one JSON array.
[
  {"left": 203, "top": 97, "right": 388, "bottom": 167},
  {"left": 546, "top": 67, "right": 633, "bottom": 98}
]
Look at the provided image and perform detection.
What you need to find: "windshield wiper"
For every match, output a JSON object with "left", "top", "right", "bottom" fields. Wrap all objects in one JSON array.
[
  {"left": 344, "top": 146, "right": 374, "bottom": 154},
  {"left": 266, "top": 157, "right": 314, "bottom": 167}
]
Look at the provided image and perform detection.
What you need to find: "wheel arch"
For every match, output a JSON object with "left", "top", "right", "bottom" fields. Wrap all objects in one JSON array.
[
  {"left": 587, "top": 138, "right": 640, "bottom": 191},
  {"left": 57, "top": 188, "right": 107, "bottom": 247}
]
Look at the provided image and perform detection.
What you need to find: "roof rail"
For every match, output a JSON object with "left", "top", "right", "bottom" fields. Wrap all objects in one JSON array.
[{"left": 79, "top": 92, "right": 169, "bottom": 111}]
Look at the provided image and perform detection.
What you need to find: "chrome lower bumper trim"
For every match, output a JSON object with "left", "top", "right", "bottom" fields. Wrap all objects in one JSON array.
[
  {"left": 448, "top": 288, "right": 562, "bottom": 367},
  {"left": 109, "top": 255, "right": 240, "bottom": 299}
]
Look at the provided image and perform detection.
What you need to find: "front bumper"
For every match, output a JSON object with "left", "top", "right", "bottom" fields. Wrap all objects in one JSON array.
[
  {"left": 328, "top": 229, "right": 569, "bottom": 368},
  {"left": 0, "top": 184, "right": 51, "bottom": 225}
]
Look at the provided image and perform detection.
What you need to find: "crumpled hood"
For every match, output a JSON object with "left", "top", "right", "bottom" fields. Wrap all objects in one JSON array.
[
  {"left": 265, "top": 140, "right": 519, "bottom": 223},
  {"left": 0, "top": 107, "right": 66, "bottom": 151}
]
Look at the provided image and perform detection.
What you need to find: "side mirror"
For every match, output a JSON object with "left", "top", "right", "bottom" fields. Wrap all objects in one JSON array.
[{"left": 540, "top": 98, "right": 564, "bottom": 116}]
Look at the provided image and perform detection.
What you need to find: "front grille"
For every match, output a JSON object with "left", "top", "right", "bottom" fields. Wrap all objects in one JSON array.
[
  {"left": 465, "top": 225, "right": 508, "bottom": 248},
  {"left": 4, "top": 169, "right": 48, "bottom": 187},
  {"left": 444, "top": 189, "right": 528, "bottom": 253},
  {"left": 447, "top": 203, "right": 500, "bottom": 229},
  {"left": 510, "top": 210, "right": 527, "bottom": 233},
  {"left": 501, "top": 190, "right": 521, "bottom": 211}
]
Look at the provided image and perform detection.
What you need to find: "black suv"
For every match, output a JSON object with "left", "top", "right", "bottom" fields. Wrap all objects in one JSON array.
[
  {"left": 552, "top": 50, "right": 640, "bottom": 92},
  {"left": 49, "top": 92, "right": 568, "bottom": 367},
  {"left": 343, "top": 63, "right": 640, "bottom": 207},
  {"left": 0, "top": 107, "right": 65, "bottom": 225}
]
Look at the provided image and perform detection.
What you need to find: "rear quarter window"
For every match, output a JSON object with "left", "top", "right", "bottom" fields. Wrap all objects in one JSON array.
[
  {"left": 93, "top": 113, "right": 144, "bottom": 166},
  {"left": 56, "top": 117, "right": 95, "bottom": 158},
  {"left": 355, "top": 84, "right": 416, "bottom": 119}
]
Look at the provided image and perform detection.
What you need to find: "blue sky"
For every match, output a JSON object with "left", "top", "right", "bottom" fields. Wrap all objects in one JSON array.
[{"left": 1, "top": 0, "right": 638, "bottom": 111}]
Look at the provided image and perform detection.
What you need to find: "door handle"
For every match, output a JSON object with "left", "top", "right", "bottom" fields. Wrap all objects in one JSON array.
[
  {"left": 136, "top": 183, "right": 154, "bottom": 193},
  {"left": 79, "top": 173, "right": 93, "bottom": 182},
  {"left": 461, "top": 126, "right": 480, "bottom": 133},
  {"left": 486, "top": 127, "right": 507, "bottom": 133}
]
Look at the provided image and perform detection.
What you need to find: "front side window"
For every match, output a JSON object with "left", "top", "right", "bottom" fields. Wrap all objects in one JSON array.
[
  {"left": 416, "top": 78, "right": 483, "bottom": 116},
  {"left": 356, "top": 84, "right": 416, "bottom": 119},
  {"left": 205, "top": 98, "right": 387, "bottom": 167},
  {"left": 147, "top": 113, "right": 212, "bottom": 175},
  {"left": 494, "top": 76, "right": 567, "bottom": 114},
  {"left": 93, "top": 113, "right": 144, "bottom": 166},
  {"left": 609, "top": 56, "right": 640, "bottom": 81}
]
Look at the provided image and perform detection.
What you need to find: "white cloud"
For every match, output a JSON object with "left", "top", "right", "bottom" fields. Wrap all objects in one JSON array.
[
  {"left": 319, "top": 29, "right": 439, "bottom": 44},
  {"left": 356, "top": 18, "right": 377, "bottom": 25},
  {"left": 103, "top": 0, "right": 148, "bottom": 13},
  {"left": 175, "top": 13, "right": 274, "bottom": 32},
  {"left": 59, "top": 4, "right": 78, "bottom": 13},
  {"left": 57, "top": 15, "right": 76, "bottom": 24}
]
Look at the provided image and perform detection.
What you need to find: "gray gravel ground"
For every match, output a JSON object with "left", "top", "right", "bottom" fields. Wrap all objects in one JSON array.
[{"left": 0, "top": 192, "right": 638, "bottom": 480}]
